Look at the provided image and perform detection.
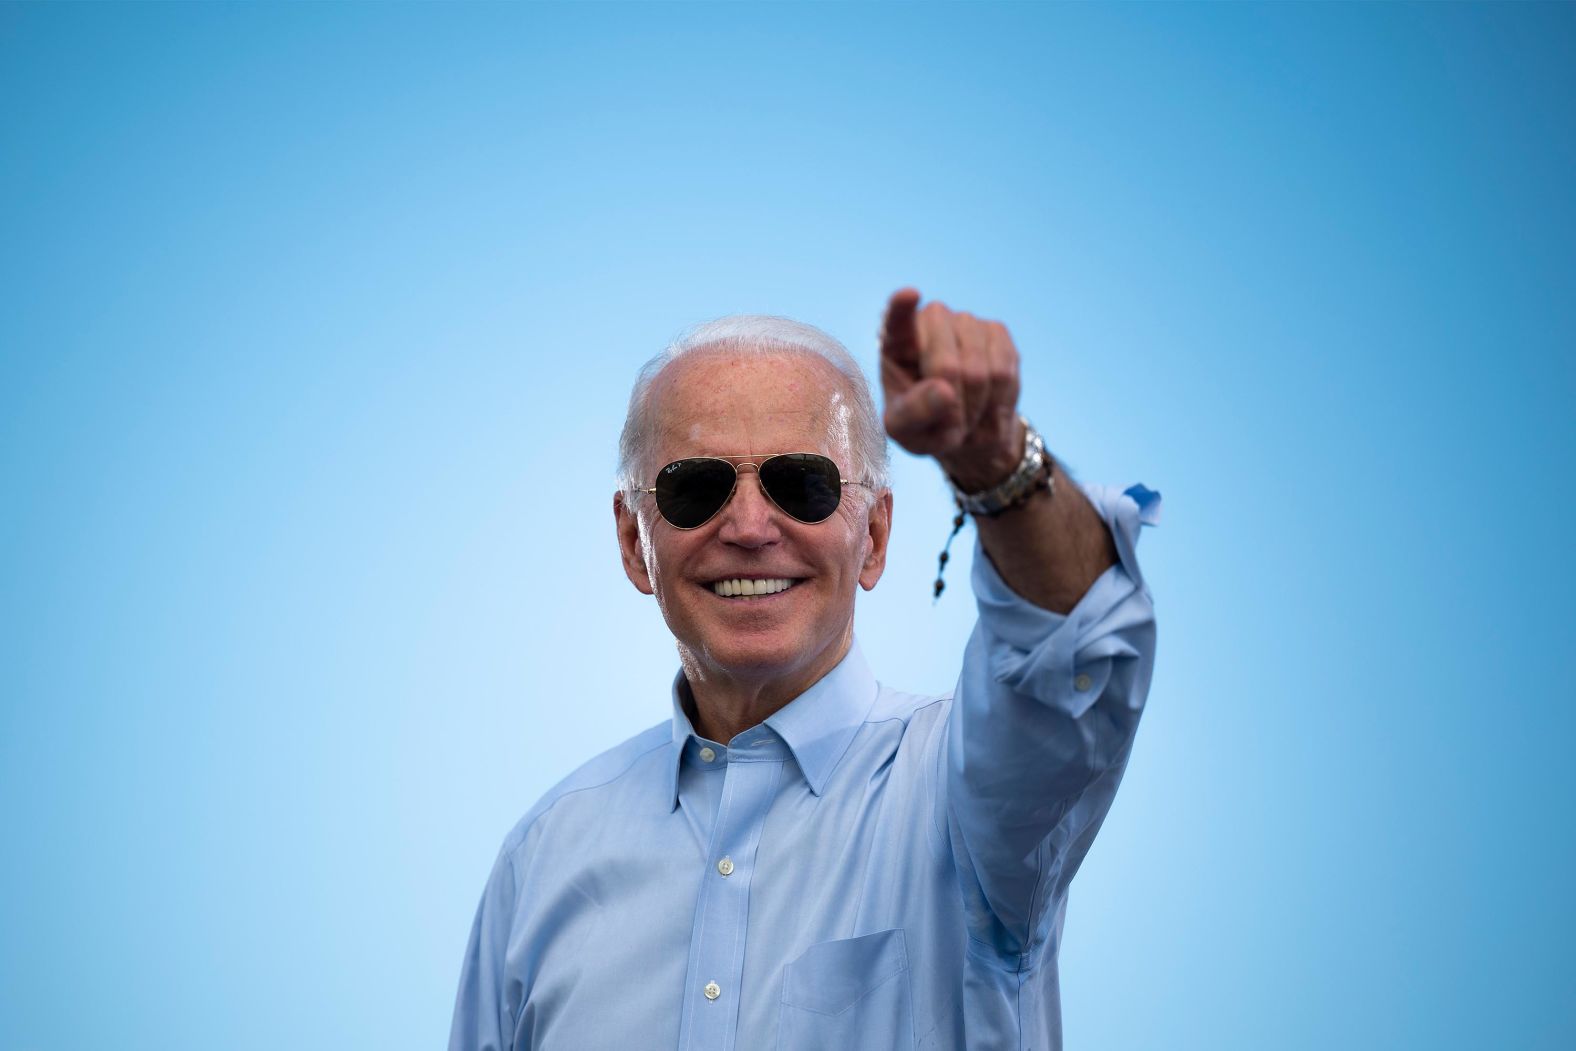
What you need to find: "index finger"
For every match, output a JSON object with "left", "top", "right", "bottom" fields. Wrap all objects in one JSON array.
[{"left": 879, "top": 287, "right": 923, "bottom": 367}]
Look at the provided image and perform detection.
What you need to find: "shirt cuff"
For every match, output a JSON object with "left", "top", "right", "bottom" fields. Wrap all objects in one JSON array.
[{"left": 970, "top": 482, "right": 1160, "bottom": 719}]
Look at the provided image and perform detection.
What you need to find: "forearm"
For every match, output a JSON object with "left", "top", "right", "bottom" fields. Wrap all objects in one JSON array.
[
  {"left": 971, "top": 461, "right": 1116, "bottom": 614},
  {"left": 943, "top": 430, "right": 1117, "bottom": 614}
]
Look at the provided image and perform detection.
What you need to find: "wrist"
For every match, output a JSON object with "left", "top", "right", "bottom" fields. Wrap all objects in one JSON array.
[
  {"left": 946, "top": 417, "right": 1053, "bottom": 518},
  {"left": 938, "top": 419, "right": 1027, "bottom": 493}
]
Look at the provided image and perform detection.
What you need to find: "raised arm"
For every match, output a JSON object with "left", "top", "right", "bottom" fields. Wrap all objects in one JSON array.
[{"left": 882, "top": 289, "right": 1159, "bottom": 1042}]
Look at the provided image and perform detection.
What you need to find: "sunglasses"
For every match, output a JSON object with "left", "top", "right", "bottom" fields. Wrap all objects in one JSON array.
[{"left": 638, "top": 453, "right": 873, "bottom": 530}]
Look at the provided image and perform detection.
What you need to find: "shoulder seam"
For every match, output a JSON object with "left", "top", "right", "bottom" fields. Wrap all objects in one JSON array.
[{"left": 505, "top": 732, "right": 671, "bottom": 861}]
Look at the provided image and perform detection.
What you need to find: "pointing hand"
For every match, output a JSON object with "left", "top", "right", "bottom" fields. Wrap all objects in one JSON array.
[{"left": 879, "top": 288, "right": 1025, "bottom": 491}]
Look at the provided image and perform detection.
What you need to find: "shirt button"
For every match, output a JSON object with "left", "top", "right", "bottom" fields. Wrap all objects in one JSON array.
[
  {"left": 699, "top": 747, "right": 716, "bottom": 762},
  {"left": 716, "top": 856, "right": 735, "bottom": 877},
  {"left": 1074, "top": 673, "right": 1093, "bottom": 691},
  {"left": 704, "top": 981, "right": 721, "bottom": 1000}
]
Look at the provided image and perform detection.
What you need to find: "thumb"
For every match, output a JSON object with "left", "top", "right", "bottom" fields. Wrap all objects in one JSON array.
[{"left": 884, "top": 378, "right": 964, "bottom": 454}]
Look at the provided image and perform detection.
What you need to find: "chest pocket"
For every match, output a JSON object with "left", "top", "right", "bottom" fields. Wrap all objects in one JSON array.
[{"left": 777, "top": 928, "right": 914, "bottom": 1050}]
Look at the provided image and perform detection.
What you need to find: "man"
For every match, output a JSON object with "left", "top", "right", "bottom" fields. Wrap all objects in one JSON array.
[{"left": 449, "top": 288, "right": 1159, "bottom": 1050}]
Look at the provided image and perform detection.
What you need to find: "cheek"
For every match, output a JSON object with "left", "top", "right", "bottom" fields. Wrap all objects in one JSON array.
[
  {"left": 822, "top": 510, "right": 872, "bottom": 571},
  {"left": 835, "top": 494, "right": 874, "bottom": 537},
  {"left": 642, "top": 526, "right": 698, "bottom": 596}
]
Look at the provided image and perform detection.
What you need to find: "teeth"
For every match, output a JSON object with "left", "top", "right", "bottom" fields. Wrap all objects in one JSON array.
[{"left": 712, "top": 578, "right": 795, "bottom": 598}]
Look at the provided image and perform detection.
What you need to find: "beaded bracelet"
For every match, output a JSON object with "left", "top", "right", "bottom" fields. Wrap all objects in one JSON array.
[{"left": 932, "top": 420, "right": 1055, "bottom": 600}]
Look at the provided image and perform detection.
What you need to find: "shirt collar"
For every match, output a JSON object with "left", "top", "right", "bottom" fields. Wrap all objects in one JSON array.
[{"left": 663, "top": 641, "right": 879, "bottom": 811}]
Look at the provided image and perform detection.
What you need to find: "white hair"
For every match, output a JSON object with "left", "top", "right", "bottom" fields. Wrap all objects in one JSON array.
[{"left": 616, "top": 314, "right": 891, "bottom": 498}]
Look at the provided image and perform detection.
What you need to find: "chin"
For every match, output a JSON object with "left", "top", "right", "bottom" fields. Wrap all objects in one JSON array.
[
  {"left": 664, "top": 587, "right": 856, "bottom": 686},
  {"left": 686, "top": 615, "right": 849, "bottom": 683},
  {"left": 702, "top": 633, "right": 818, "bottom": 677}
]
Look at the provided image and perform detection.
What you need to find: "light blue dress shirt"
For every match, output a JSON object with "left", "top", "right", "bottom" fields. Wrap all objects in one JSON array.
[{"left": 450, "top": 483, "right": 1159, "bottom": 1051}]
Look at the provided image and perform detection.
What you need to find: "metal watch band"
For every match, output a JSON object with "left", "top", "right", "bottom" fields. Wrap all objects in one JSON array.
[{"left": 949, "top": 417, "right": 1054, "bottom": 517}]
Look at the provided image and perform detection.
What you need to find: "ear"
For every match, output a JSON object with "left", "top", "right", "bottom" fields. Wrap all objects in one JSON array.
[
  {"left": 858, "top": 488, "right": 894, "bottom": 591},
  {"left": 614, "top": 491, "right": 655, "bottom": 595}
]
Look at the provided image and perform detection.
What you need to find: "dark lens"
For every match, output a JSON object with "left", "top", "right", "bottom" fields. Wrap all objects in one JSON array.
[
  {"left": 654, "top": 458, "right": 738, "bottom": 528},
  {"left": 760, "top": 454, "right": 843, "bottom": 523}
]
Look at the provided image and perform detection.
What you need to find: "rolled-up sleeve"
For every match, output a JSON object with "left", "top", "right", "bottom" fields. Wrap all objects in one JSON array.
[{"left": 946, "top": 482, "right": 1160, "bottom": 966}]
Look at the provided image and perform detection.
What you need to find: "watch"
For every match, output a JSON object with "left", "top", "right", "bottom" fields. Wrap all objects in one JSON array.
[{"left": 949, "top": 417, "right": 1054, "bottom": 517}]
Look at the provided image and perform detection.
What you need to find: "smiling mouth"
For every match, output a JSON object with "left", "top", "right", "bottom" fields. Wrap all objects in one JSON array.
[{"left": 709, "top": 577, "right": 801, "bottom": 598}]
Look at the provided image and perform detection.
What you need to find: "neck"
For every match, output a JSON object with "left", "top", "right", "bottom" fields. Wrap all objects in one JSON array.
[{"left": 680, "top": 630, "right": 853, "bottom": 744}]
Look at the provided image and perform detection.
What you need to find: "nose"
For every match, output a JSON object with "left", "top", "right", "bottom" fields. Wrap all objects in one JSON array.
[{"left": 714, "top": 466, "right": 783, "bottom": 548}]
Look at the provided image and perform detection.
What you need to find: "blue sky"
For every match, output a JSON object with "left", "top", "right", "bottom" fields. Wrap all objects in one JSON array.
[{"left": 2, "top": 4, "right": 1573, "bottom": 1048}]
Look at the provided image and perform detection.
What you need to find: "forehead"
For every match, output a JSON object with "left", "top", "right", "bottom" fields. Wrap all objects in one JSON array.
[{"left": 646, "top": 348, "right": 855, "bottom": 460}]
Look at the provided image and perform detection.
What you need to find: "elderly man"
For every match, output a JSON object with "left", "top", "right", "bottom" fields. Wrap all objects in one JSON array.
[{"left": 449, "top": 289, "right": 1158, "bottom": 1050}]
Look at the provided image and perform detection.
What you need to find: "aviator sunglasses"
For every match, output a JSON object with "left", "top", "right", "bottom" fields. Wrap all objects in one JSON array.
[{"left": 639, "top": 453, "right": 873, "bottom": 530}]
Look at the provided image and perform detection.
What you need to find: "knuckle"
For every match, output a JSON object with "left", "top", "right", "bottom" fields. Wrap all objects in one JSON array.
[{"left": 933, "top": 364, "right": 961, "bottom": 387}]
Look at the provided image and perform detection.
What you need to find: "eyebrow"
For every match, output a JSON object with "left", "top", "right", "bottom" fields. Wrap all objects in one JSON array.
[{"left": 689, "top": 450, "right": 826, "bottom": 458}]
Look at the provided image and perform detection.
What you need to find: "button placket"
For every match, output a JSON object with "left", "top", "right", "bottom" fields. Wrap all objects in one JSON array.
[{"left": 676, "top": 754, "right": 783, "bottom": 1048}]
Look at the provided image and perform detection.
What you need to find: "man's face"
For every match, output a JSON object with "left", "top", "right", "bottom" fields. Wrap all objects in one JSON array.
[{"left": 614, "top": 349, "right": 892, "bottom": 697}]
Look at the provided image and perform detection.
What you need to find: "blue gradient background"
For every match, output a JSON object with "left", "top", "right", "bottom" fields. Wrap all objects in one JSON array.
[{"left": 3, "top": 4, "right": 1572, "bottom": 1049}]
